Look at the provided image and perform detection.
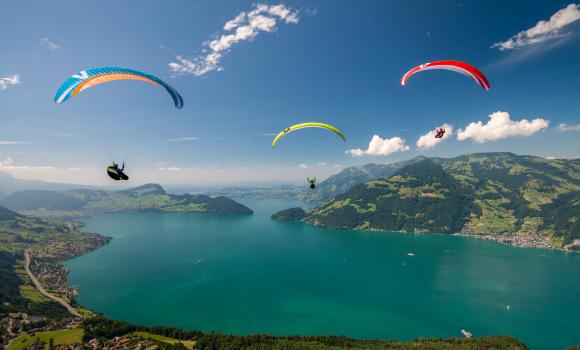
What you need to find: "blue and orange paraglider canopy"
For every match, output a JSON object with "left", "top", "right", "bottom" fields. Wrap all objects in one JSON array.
[{"left": 54, "top": 67, "right": 183, "bottom": 108}]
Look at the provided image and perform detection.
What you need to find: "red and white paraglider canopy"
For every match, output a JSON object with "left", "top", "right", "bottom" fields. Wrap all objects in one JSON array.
[{"left": 401, "top": 60, "right": 490, "bottom": 91}]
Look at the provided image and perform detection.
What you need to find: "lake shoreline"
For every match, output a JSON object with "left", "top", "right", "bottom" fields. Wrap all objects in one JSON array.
[{"left": 298, "top": 218, "right": 580, "bottom": 252}]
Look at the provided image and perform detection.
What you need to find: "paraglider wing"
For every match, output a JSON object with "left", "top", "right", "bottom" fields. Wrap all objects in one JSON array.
[
  {"left": 107, "top": 166, "right": 122, "bottom": 181},
  {"left": 55, "top": 67, "right": 183, "bottom": 108},
  {"left": 401, "top": 60, "right": 490, "bottom": 91},
  {"left": 272, "top": 122, "right": 346, "bottom": 148},
  {"left": 107, "top": 166, "right": 129, "bottom": 181}
]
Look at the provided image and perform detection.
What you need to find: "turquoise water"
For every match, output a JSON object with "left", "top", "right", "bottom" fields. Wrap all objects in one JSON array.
[{"left": 65, "top": 199, "right": 580, "bottom": 349}]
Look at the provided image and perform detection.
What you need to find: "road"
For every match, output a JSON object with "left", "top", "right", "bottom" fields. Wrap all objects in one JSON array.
[{"left": 24, "top": 248, "right": 82, "bottom": 318}]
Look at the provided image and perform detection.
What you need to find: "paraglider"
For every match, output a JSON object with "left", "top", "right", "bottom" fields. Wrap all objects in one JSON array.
[
  {"left": 54, "top": 67, "right": 183, "bottom": 108},
  {"left": 307, "top": 177, "right": 317, "bottom": 189},
  {"left": 435, "top": 127, "right": 446, "bottom": 139},
  {"left": 272, "top": 122, "right": 346, "bottom": 148},
  {"left": 401, "top": 60, "right": 490, "bottom": 91},
  {"left": 107, "top": 162, "right": 129, "bottom": 181}
]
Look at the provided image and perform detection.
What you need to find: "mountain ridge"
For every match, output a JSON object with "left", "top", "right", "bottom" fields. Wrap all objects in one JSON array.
[
  {"left": 299, "top": 156, "right": 429, "bottom": 201},
  {"left": 275, "top": 153, "right": 579, "bottom": 248},
  {"left": 1, "top": 183, "right": 253, "bottom": 217}
]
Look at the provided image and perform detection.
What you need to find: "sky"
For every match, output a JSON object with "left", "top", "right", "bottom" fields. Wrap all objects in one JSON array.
[{"left": 1, "top": 0, "right": 579, "bottom": 186}]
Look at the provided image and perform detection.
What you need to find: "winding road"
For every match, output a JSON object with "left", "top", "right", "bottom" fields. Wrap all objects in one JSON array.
[{"left": 24, "top": 248, "right": 82, "bottom": 318}]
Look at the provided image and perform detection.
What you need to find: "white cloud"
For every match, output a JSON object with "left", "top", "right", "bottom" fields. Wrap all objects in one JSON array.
[
  {"left": 317, "top": 162, "right": 327, "bottom": 166},
  {"left": 0, "top": 74, "right": 21, "bottom": 91},
  {"left": 456, "top": 111, "right": 549, "bottom": 143},
  {"left": 41, "top": 38, "right": 65, "bottom": 51},
  {"left": 298, "top": 163, "right": 308, "bottom": 169},
  {"left": 0, "top": 140, "right": 37, "bottom": 145},
  {"left": 0, "top": 155, "right": 13, "bottom": 166},
  {"left": 557, "top": 122, "right": 580, "bottom": 132},
  {"left": 347, "top": 135, "right": 410, "bottom": 157},
  {"left": 492, "top": 3, "right": 580, "bottom": 50},
  {"left": 416, "top": 124, "right": 454, "bottom": 149},
  {"left": 158, "top": 167, "right": 182, "bottom": 171},
  {"left": 168, "top": 56, "right": 198, "bottom": 75},
  {"left": 169, "top": 3, "right": 299, "bottom": 76},
  {"left": 153, "top": 137, "right": 199, "bottom": 142}
]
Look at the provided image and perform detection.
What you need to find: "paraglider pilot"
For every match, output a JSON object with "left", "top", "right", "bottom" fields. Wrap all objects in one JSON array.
[
  {"left": 107, "top": 162, "right": 129, "bottom": 181},
  {"left": 435, "top": 127, "right": 446, "bottom": 139},
  {"left": 307, "top": 177, "right": 317, "bottom": 189}
]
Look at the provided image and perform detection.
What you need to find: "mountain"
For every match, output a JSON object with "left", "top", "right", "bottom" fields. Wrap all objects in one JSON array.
[
  {"left": 200, "top": 196, "right": 254, "bottom": 215},
  {"left": 271, "top": 207, "right": 306, "bottom": 221},
  {"left": 304, "top": 160, "right": 476, "bottom": 233},
  {"left": 0, "top": 204, "right": 23, "bottom": 220},
  {"left": 0, "top": 203, "right": 73, "bottom": 239},
  {"left": 1, "top": 190, "right": 86, "bottom": 211},
  {"left": 292, "top": 153, "right": 579, "bottom": 247},
  {"left": 0, "top": 172, "right": 95, "bottom": 194},
  {"left": 1, "top": 183, "right": 253, "bottom": 218},
  {"left": 119, "top": 183, "right": 166, "bottom": 196},
  {"left": 299, "top": 157, "right": 427, "bottom": 202}
]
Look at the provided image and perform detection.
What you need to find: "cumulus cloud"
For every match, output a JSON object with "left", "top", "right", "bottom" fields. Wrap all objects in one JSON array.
[
  {"left": 298, "top": 163, "right": 308, "bottom": 169},
  {"left": 557, "top": 122, "right": 580, "bottom": 132},
  {"left": 41, "top": 38, "right": 65, "bottom": 51},
  {"left": 456, "top": 111, "right": 549, "bottom": 143},
  {"left": 492, "top": 3, "right": 580, "bottom": 50},
  {"left": 416, "top": 124, "right": 454, "bottom": 149},
  {"left": 0, "top": 74, "right": 21, "bottom": 91},
  {"left": 347, "top": 135, "right": 410, "bottom": 157},
  {"left": 169, "top": 3, "right": 299, "bottom": 76}
]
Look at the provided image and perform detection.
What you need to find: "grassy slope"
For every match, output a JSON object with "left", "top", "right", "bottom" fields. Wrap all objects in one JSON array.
[
  {"left": 306, "top": 160, "right": 476, "bottom": 233},
  {"left": 133, "top": 331, "right": 196, "bottom": 349},
  {"left": 7, "top": 329, "right": 83, "bottom": 350},
  {"left": 440, "top": 153, "right": 579, "bottom": 244},
  {"left": 305, "top": 153, "right": 579, "bottom": 245}
]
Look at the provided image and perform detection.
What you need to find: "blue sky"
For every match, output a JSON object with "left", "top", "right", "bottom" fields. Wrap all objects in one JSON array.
[{"left": 1, "top": 0, "right": 579, "bottom": 185}]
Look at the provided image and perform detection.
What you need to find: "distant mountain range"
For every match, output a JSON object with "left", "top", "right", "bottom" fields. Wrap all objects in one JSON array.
[
  {"left": 274, "top": 153, "right": 579, "bottom": 248},
  {"left": 0, "top": 172, "right": 96, "bottom": 196},
  {"left": 206, "top": 158, "right": 429, "bottom": 202},
  {"left": 1, "top": 183, "right": 253, "bottom": 218}
]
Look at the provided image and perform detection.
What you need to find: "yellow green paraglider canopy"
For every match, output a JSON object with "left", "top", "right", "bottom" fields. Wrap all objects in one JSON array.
[{"left": 272, "top": 122, "right": 346, "bottom": 148}]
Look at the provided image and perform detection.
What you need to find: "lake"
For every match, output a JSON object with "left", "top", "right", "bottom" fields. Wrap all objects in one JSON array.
[{"left": 65, "top": 199, "right": 580, "bottom": 349}]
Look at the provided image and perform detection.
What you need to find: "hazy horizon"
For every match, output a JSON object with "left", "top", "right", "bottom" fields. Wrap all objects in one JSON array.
[{"left": 2, "top": 0, "right": 579, "bottom": 186}]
